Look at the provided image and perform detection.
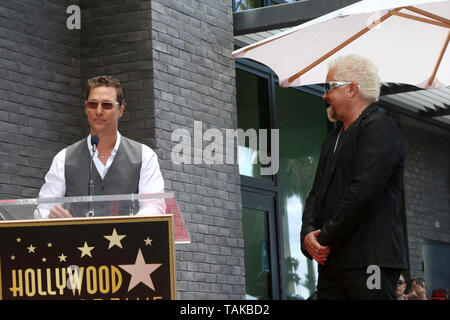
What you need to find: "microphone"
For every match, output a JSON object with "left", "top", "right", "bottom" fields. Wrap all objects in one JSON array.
[
  {"left": 87, "top": 134, "right": 99, "bottom": 217},
  {"left": 91, "top": 134, "right": 99, "bottom": 150}
]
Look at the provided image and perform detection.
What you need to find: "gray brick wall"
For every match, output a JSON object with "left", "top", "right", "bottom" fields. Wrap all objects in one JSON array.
[
  {"left": 0, "top": 0, "right": 83, "bottom": 199},
  {"left": 1, "top": 0, "right": 245, "bottom": 300},
  {"left": 4, "top": 0, "right": 446, "bottom": 301},
  {"left": 80, "top": 0, "right": 156, "bottom": 147},
  {"left": 151, "top": 0, "right": 245, "bottom": 299},
  {"left": 393, "top": 113, "right": 450, "bottom": 280}
]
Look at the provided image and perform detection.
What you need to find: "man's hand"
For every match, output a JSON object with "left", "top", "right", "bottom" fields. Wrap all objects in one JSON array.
[
  {"left": 304, "top": 229, "right": 330, "bottom": 266},
  {"left": 49, "top": 205, "right": 73, "bottom": 219}
]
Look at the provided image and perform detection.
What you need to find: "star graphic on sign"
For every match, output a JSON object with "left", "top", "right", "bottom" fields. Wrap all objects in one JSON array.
[
  {"left": 144, "top": 237, "right": 153, "bottom": 246},
  {"left": 16, "top": 237, "right": 21, "bottom": 243},
  {"left": 58, "top": 253, "right": 67, "bottom": 262},
  {"left": 27, "top": 244, "right": 36, "bottom": 253},
  {"left": 104, "top": 228, "right": 127, "bottom": 249},
  {"left": 47, "top": 242, "right": 53, "bottom": 248},
  {"left": 77, "top": 241, "right": 94, "bottom": 258},
  {"left": 10, "top": 255, "right": 15, "bottom": 261},
  {"left": 119, "top": 249, "right": 162, "bottom": 292},
  {"left": 42, "top": 257, "right": 47, "bottom": 263}
]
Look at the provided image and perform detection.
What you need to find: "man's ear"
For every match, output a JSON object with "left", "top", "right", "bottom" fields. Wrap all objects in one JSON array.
[
  {"left": 119, "top": 105, "right": 125, "bottom": 118},
  {"left": 348, "top": 82, "right": 359, "bottom": 99}
]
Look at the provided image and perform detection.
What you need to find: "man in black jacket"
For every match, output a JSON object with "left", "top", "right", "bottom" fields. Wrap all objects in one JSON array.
[{"left": 300, "top": 55, "right": 407, "bottom": 299}]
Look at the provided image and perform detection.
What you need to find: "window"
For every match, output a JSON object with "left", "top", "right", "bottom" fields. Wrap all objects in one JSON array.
[
  {"left": 275, "top": 85, "right": 327, "bottom": 299},
  {"left": 422, "top": 240, "right": 450, "bottom": 298},
  {"left": 233, "top": 0, "right": 297, "bottom": 12},
  {"left": 235, "top": 59, "right": 327, "bottom": 299},
  {"left": 241, "top": 191, "right": 279, "bottom": 299},
  {"left": 242, "top": 207, "right": 272, "bottom": 299},
  {"left": 233, "top": 0, "right": 265, "bottom": 12},
  {"left": 235, "top": 68, "right": 272, "bottom": 180}
]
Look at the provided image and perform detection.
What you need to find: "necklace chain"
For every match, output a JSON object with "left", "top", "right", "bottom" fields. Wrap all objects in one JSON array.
[{"left": 97, "top": 151, "right": 109, "bottom": 160}]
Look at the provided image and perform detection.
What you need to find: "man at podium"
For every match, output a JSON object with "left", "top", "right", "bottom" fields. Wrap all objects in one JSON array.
[{"left": 37, "top": 75, "right": 165, "bottom": 218}]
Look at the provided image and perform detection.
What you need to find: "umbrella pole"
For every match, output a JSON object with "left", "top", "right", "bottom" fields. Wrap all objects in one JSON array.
[
  {"left": 428, "top": 31, "right": 450, "bottom": 87},
  {"left": 405, "top": 6, "right": 450, "bottom": 25},
  {"left": 391, "top": 11, "right": 449, "bottom": 28}
]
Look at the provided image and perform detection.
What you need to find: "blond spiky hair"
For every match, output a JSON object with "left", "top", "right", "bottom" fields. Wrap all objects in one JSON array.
[{"left": 328, "top": 55, "right": 381, "bottom": 102}]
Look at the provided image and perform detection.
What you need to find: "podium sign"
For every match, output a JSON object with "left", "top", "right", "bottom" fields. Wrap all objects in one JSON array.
[{"left": 0, "top": 216, "right": 176, "bottom": 300}]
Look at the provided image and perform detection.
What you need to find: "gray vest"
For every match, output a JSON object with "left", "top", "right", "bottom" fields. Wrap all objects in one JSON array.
[{"left": 64, "top": 136, "right": 142, "bottom": 216}]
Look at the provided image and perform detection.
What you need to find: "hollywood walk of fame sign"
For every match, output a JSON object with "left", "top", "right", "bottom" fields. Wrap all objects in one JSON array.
[{"left": 0, "top": 216, "right": 176, "bottom": 300}]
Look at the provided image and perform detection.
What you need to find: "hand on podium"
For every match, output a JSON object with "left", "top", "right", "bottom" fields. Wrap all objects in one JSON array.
[{"left": 49, "top": 205, "right": 73, "bottom": 218}]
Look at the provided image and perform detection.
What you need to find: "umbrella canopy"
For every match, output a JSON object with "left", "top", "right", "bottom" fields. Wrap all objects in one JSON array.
[{"left": 232, "top": 0, "right": 450, "bottom": 89}]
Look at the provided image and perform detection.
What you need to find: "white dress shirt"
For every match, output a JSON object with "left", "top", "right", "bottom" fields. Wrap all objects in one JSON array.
[{"left": 37, "top": 132, "right": 165, "bottom": 218}]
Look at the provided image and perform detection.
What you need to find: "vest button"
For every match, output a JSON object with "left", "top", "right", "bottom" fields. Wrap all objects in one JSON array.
[{"left": 101, "top": 186, "right": 105, "bottom": 191}]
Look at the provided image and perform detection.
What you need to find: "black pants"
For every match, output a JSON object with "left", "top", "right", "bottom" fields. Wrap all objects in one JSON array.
[{"left": 317, "top": 265, "right": 401, "bottom": 300}]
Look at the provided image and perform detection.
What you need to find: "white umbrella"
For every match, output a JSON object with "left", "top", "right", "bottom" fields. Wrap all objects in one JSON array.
[{"left": 232, "top": 0, "right": 450, "bottom": 89}]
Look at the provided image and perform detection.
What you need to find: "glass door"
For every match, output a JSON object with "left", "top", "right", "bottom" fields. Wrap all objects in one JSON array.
[
  {"left": 422, "top": 240, "right": 450, "bottom": 298},
  {"left": 241, "top": 189, "right": 280, "bottom": 299}
]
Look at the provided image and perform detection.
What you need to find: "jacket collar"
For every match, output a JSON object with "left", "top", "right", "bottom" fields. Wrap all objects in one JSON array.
[
  {"left": 359, "top": 102, "right": 378, "bottom": 121},
  {"left": 327, "top": 102, "right": 378, "bottom": 174}
]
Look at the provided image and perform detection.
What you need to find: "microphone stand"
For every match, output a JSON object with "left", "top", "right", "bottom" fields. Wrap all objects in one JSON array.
[{"left": 87, "top": 135, "right": 99, "bottom": 217}]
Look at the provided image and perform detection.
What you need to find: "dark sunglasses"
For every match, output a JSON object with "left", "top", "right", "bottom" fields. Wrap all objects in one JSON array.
[
  {"left": 85, "top": 100, "right": 120, "bottom": 110},
  {"left": 323, "top": 81, "right": 360, "bottom": 94},
  {"left": 397, "top": 280, "right": 405, "bottom": 285}
]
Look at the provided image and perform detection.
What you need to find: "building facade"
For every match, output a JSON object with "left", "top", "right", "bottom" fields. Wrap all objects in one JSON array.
[{"left": 0, "top": 0, "right": 448, "bottom": 299}]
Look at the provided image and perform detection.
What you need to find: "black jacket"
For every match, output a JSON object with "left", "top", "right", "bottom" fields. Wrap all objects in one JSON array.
[{"left": 300, "top": 103, "right": 408, "bottom": 269}]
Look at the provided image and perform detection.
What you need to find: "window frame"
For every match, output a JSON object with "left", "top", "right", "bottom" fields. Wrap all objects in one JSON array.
[{"left": 235, "top": 58, "right": 325, "bottom": 299}]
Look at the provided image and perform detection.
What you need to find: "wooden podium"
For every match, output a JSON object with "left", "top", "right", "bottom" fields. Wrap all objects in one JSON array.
[{"left": 0, "top": 193, "right": 188, "bottom": 300}]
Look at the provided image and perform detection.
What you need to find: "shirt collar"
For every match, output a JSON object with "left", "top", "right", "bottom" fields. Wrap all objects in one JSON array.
[{"left": 86, "top": 131, "right": 121, "bottom": 155}]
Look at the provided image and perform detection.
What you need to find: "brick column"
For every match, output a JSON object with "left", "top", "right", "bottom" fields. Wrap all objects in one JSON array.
[{"left": 151, "top": 0, "right": 245, "bottom": 299}]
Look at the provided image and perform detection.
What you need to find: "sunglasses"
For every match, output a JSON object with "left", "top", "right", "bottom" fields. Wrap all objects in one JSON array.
[
  {"left": 398, "top": 280, "right": 405, "bottom": 285},
  {"left": 85, "top": 100, "right": 120, "bottom": 110},
  {"left": 323, "top": 81, "right": 360, "bottom": 94}
]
